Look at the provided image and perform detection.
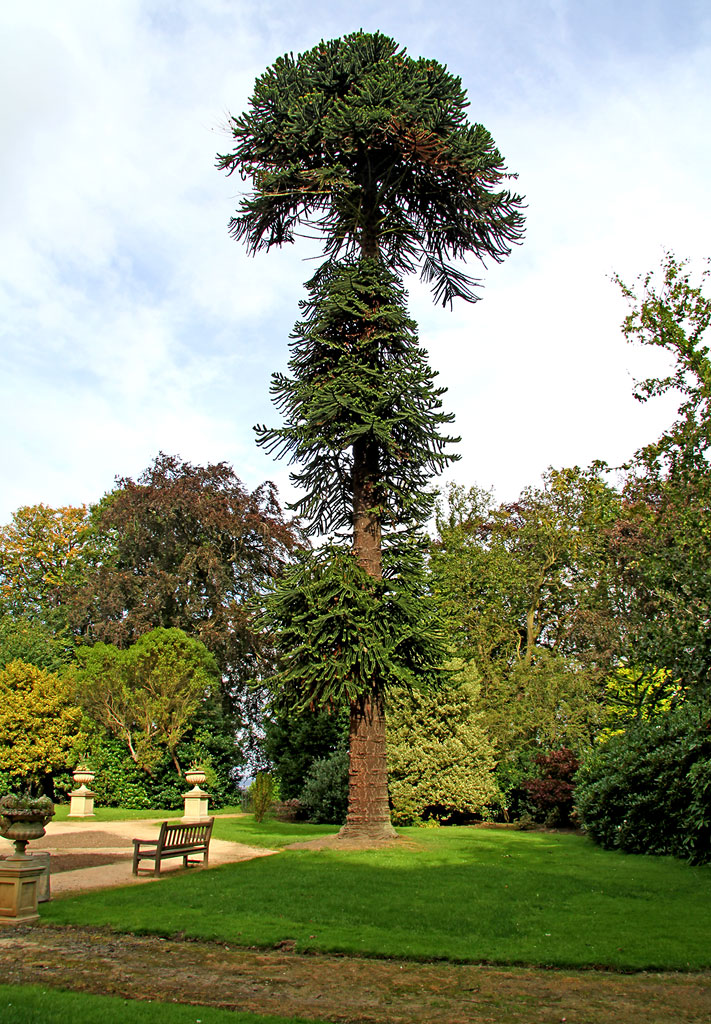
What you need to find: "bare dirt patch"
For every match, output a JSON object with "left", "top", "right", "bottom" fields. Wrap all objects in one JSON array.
[{"left": 1, "top": 924, "right": 710, "bottom": 1023}]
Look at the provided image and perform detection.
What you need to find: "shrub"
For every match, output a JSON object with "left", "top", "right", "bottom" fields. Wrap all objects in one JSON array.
[
  {"left": 251, "top": 772, "right": 276, "bottom": 822},
  {"left": 299, "top": 749, "right": 349, "bottom": 824},
  {"left": 575, "top": 702, "right": 711, "bottom": 864},
  {"left": 387, "top": 665, "right": 501, "bottom": 825},
  {"left": 521, "top": 747, "right": 579, "bottom": 827}
]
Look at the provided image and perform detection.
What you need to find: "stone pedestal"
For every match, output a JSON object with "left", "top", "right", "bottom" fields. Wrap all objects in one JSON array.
[
  {"left": 68, "top": 787, "right": 95, "bottom": 818},
  {"left": 0, "top": 858, "right": 45, "bottom": 924},
  {"left": 183, "top": 787, "right": 210, "bottom": 822},
  {"left": 31, "top": 852, "right": 51, "bottom": 902}
]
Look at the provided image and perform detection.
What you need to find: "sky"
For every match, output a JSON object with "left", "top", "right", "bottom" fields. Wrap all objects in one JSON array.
[{"left": 2, "top": 0, "right": 710, "bottom": 526}]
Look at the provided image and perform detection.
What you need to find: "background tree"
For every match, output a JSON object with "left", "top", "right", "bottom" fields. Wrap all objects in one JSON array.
[
  {"left": 576, "top": 253, "right": 711, "bottom": 865},
  {"left": 72, "top": 628, "right": 224, "bottom": 776},
  {"left": 0, "top": 503, "right": 93, "bottom": 631},
  {"left": 386, "top": 661, "right": 500, "bottom": 825},
  {"left": 429, "top": 469, "right": 619, "bottom": 810},
  {"left": 69, "top": 453, "right": 299, "bottom": 741},
  {"left": 219, "top": 30, "right": 524, "bottom": 839},
  {"left": 262, "top": 703, "right": 348, "bottom": 801},
  {"left": 609, "top": 253, "right": 711, "bottom": 699},
  {"left": 0, "top": 660, "right": 82, "bottom": 796},
  {"left": 0, "top": 615, "right": 72, "bottom": 673}
]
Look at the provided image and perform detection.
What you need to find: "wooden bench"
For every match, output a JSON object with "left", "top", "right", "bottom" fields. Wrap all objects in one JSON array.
[{"left": 132, "top": 818, "right": 214, "bottom": 876}]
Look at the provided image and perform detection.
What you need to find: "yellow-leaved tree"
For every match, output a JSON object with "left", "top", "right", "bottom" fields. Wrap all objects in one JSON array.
[
  {"left": 386, "top": 661, "right": 500, "bottom": 825},
  {"left": 0, "top": 660, "right": 82, "bottom": 794}
]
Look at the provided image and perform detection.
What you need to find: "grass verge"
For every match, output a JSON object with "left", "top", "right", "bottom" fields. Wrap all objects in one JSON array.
[
  {"left": 42, "top": 825, "right": 711, "bottom": 970},
  {"left": 0, "top": 985, "right": 327, "bottom": 1024}
]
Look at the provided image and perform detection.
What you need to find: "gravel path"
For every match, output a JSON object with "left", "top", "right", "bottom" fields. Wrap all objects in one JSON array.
[{"left": 0, "top": 816, "right": 276, "bottom": 895}]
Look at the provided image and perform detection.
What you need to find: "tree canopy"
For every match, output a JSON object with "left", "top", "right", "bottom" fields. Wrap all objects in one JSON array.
[
  {"left": 69, "top": 454, "right": 299, "bottom": 712},
  {"left": 72, "top": 628, "right": 222, "bottom": 775}
]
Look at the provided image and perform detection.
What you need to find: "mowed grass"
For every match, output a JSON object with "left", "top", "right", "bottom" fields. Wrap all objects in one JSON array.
[
  {"left": 0, "top": 985, "right": 327, "bottom": 1024},
  {"left": 43, "top": 825, "right": 711, "bottom": 971},
  {"left": 212, "top": 816, "right": 338, "bottom": 848}
]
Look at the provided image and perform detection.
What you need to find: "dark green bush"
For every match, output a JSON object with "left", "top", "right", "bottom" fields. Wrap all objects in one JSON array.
[
  {"left": 299, "top": 748, "right": 349, "bottom": 824},
  {"left": 262, "top": 705, "right": 348, "bottom": 799},
  {"left": 575, "top": 702, "right": 711, "bottom": 863}
]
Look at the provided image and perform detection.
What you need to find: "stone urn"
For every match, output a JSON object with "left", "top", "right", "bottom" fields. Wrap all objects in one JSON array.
[
  {"left": 184, "top": 767, "right": 207, "bottom": 789},
  {"left": 72, "top": 766, "right": 95, "bottom": 788},
  {"left": 69, "top": 765, "right": 96, "bottom": 818},
  {"left": 183, "top": 767, "right": 209, "bottom": 821},
  {"left": 0, "top": 796, "right": 55, "bottom": 859}
]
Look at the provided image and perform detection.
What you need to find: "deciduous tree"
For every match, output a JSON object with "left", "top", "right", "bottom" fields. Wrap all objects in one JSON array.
[
  {"left": 72, "top": 628, "right": 222, "bottom": 775},
  {"left": 0, "top": 504, "right": 93, "bottom": 629},
  {"left": 70, "top": 454, "right": 299, "bottom": 724},
  {"left": 0, "top": 660, "right": 82, "bottom": 794}
]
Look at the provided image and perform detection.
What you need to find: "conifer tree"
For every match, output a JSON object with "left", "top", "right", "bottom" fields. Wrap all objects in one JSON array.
[{"left": 218, "top": 31, "right": 524, "bottom": 839}]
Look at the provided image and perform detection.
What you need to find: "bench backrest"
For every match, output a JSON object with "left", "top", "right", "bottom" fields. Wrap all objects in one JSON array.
[{"left": 157, "top": 818, "right": 214, "bottom": 850}]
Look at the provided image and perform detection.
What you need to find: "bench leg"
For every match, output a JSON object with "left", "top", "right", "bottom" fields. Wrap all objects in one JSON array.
[{"left": 154, "top": 857, "right": 161, "bottom": 877}]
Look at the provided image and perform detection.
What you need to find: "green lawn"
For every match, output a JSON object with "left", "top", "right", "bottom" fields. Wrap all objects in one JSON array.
[
  {"left": 43, "top": 824, "right": 711, "bottom": 971},
  {"left": 0, "top": 985, "right": 327, "bottom": 1024},
  {"left": 212, "top": 816, "right": 337, "bottom": 848}
]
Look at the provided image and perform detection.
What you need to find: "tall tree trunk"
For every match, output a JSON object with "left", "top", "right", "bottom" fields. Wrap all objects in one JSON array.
[
  {"left": 339, "top": 689, "right": 396, "bottom": 840},
  {"left": 337, "top": 247, "right": 397, "bottom": 838}
]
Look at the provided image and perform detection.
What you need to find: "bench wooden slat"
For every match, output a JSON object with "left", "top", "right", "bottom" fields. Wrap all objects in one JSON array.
[{"left": 132, "top": 818, "right": 214, "bottom": 876}]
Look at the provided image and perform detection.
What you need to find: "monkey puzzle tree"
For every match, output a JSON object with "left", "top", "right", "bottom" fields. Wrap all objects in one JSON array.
[{"left": 218, "top": 30, "right": 524, "bottom": 839}]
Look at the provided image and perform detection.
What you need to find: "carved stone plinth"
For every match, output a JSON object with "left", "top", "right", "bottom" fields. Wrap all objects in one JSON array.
[
  {"left": 183, "top": 787, "right": 210, "bottom": 822},
  {"left": 0, "top": 858, "right": 44, "bottom": 924},
  {"left": 31, "top": 852, "right": 51, "bottom": 902},
  {"left": 68, "top": 787, "right": 95, "bottom": 818}
]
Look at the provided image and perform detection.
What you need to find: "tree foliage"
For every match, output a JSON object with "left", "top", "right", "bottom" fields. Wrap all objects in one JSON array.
[
  {"left": 386, "top": 661, "right": 500, "bottom": 825},
  {"left": 72, "top": 628, "right": 223, "bottom": 775},
  {"left": 256, "top": 258, "right": 458, "bottom": 537},
  {"left": 0, "top": 660, "right": 82, "bottom": 793},
  {"left": 262, "top": 704, "right": 348, "bottom": 800},
  {"left": 263, "top": 541, "right": 446, "bottom": 709},
  {"left": 0, "top": 615, "right": 72, "bottom": 673},
  {"left": 610, "top": 253, "right": 711, "bottom": 697},
  {"left": 0, "top": 504, "right": 93, "bottom": 628},
  {"left": 218, "top": 30, "right": 524, "bottom": 306},
  {"left": 429, "top": 470, "right": 618, "bottom": 809},
  {"left": 70, "top": 454, "right": 299, "bottom": 708}
]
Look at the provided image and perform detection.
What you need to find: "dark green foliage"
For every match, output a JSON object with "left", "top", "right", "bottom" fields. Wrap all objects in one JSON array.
[
  {"left": 0, "top": 615, "right": 73, "bottom": 673},
  {"left": 262, "top": 705, "right": 348, "bottom": 799},
  {"left": 257, "top": 258, "right": 458, "bottom": 535},
  {"left": 299, "top": 748, "right": 349, "bottom": 824},
  {"left": 218, "top": 30, "right": 524, "bottom": 307},
  {"left": 77, "top": 723, "right": 237, "bottom": 810},
  {"left": 262, "top": 541, "right": 446, "bottom": 708},
  {"left": 575, "top": 702, "right": 711, "bottom": 863}
]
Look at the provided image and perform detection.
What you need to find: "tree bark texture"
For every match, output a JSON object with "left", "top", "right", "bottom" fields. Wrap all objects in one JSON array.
[{"left": 339, "top": 690, "right": 397, "bottom": 841}]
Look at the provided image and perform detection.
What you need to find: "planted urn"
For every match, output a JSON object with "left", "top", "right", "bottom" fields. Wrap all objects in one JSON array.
[{"left": 0, "top": 794, "right": 55, "bottom": 858}]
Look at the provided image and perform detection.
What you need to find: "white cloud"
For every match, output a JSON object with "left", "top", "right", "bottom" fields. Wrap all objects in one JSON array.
[{"left": 1, "top": 0, "right": 709, "bottom": 522}]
